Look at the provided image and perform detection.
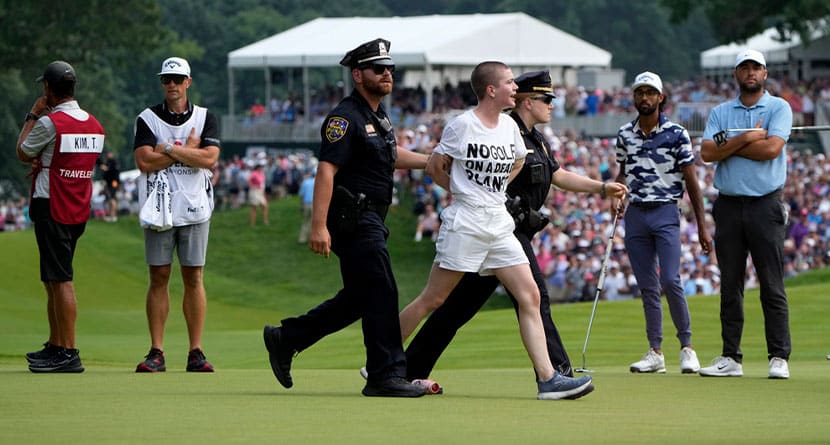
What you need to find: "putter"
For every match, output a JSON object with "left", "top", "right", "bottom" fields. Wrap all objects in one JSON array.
[
  {"left": 575, "top": 202, "right": 622, "bottom": 373},
  {"left": 715, "top": 125, "right": 830, "bottom": 145},
  {"left": 725, "top": 125, "right": 830, "bottom": 133}
]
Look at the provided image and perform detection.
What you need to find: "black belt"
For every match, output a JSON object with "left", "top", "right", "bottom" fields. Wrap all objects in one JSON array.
[
  {"left": 631, "top": 201, "right": 675, "bottom": 210},
  {"left": 717, "top": 189, "right": 782, "bottom": 203}
]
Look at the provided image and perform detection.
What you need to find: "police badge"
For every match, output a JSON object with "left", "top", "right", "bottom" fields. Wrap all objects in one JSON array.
[{"left": 326, "top": 116, "right": 349, "bottom": 142}]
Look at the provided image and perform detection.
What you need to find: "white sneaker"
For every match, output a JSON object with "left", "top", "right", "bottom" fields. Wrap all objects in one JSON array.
[
  {"left": 768, "top": 357, "right": 789, "bottom": 379},
  {"left": 699, "top": 356, "right": 743, "bottom": 377},
  {"left": 629, "top": 349, "right": 666, "bottom": 373},
  {"left": 679, "top": 347, "right": 700, "bottom": 374},
  {"left": 359, "top": 366, "right": 368, "bottom": 380}
]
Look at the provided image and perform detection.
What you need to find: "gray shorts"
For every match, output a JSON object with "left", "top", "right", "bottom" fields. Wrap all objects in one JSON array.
[{"left": 144, "top": 221, "right": 210, "bottom": 267}]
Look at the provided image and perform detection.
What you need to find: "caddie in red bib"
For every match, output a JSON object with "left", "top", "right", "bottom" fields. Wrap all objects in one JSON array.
[{"left": 16, "top": 60, "right": 105, "bottom": 373}]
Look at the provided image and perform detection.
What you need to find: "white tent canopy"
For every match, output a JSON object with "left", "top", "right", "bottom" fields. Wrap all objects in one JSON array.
[
  {"left": 701, "top": 27, "right": 806, "bottom": 69},
  {"left": 227, "top": 13, "right": 612, "bottom": 116},
  {"left": 701, "top": 25, "right": 830, "bottom": 80},
  {"left": 229, "top": 12, "right": 612, "bottom": 68}
]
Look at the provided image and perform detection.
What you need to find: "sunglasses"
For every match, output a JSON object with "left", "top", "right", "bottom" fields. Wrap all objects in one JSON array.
[
  {"left": 634, "top": 89, "right": 660, "bottom": 98},
  {"left": 361, "top": 64, "right": 395, "bottom": 75},
  {"left": 531, "top": 95, "right": 554, "bottom": 105},
  {"left": 160, "top": 75, "right": 188, "bottom": 85}
]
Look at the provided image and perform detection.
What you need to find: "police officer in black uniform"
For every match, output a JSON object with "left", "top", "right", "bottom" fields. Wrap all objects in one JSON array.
[
  {"left": 405, "top": 70, "right": 627, "bottom": 385},
  {"left": 263, "top": 38, "right": 429, "bottom": 397}
]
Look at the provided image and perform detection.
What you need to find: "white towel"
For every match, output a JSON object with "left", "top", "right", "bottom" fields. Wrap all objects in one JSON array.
[{"left": 139, "top": 170, "right": 173, "bottom": 231}]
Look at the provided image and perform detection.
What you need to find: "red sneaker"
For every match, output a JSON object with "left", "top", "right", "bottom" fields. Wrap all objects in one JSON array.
[
  {"left": 186, "top": 348, "right": 214, "bottom": 372},
  {"left": 136, "top": 348, "right": 166, "bottom": 372}
]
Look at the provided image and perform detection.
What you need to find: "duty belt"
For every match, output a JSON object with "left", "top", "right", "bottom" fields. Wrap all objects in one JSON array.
[{"left": 364, "top": 203, "right": 389, "bottom": 221}]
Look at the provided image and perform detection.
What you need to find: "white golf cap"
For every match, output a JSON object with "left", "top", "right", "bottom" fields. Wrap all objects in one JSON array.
[
  {"left": 158, "top": 57, "right": 191, "bottom": 77},
  {"left": 735, "top": 49, "right": 766, "bottom": 67},
  {"left": 632, "top": 71, "right": 663, "bottom": 94}
]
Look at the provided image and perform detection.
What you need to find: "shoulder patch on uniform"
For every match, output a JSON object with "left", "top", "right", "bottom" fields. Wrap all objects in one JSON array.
[{"left": 325, "top": 116, "right": 349, "bottom": 143}]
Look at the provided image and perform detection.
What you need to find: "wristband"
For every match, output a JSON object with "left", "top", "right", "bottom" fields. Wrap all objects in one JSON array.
[
  {"left": 714, "top": 130, "right": 727, "bottom": 147},
  {"left": 600, "top": 182, "right": 607, "bottom": 199},
  {"left": 25, "top": 112, "right": 39, "bottom": 122}
]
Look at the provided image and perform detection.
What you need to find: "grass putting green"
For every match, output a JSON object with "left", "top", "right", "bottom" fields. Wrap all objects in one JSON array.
[{"left": 1, "top": 198, "right": 828, "bottom": 444}]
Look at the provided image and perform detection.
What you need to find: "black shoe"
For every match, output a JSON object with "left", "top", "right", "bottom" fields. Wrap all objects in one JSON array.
[
  {"left": 362, "top": 377, "right": 427, "bottom": 398},
  {"left": 186, "top": 348, "right": 215, "bottom": 372},
  {"left": 136, "top": 348, "right": 166, "bottom": 372},
  {"left": 263, "top": 325, "right": 295, "bottom": 388},
  {"left": 26, "top": 342, "right": 61, "bottom": 363},
  {"left": 29, "top": 348, "right": 84, "bottom": 373}
]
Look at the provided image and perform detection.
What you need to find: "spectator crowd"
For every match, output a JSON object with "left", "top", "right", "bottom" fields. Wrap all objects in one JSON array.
[
  {"left": 241, "top": 72, "right": 830, "bottom": 131},
  {"left": 402, "top": 128, "right": 830, "bottom": 303}
]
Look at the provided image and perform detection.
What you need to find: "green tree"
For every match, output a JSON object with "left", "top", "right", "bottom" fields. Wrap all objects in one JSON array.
[
  {"left": 661, "top": 0, "right": 830, "bottom": 44},
  {"left": 558, "top": 0, "right": 717, "bottom": 82},
  {"left": 159, "top": 0, "right": 394, "bottom": 113},
  {"left": 452, "top": 0, "right": 717, "bottom": 81},
  {"left": 0, "top": 0, "right": 171, "bottom": 196}
]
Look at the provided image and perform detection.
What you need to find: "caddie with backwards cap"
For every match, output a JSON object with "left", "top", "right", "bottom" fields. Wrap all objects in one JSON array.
[
  {"left": 699, "top": 49, "right": 793, "bottom": 379},
  {"left": 18, "top": 60, "right": 105, "bottom": 373},
  {"left": 614, "top": 70, "right": 711, "bottom": 375},
  {"left": 263, "top": 38, "right": 430, "bottom": 397},
  {"left": 133, "top": 56, "right": 221, "bottom": 373}
]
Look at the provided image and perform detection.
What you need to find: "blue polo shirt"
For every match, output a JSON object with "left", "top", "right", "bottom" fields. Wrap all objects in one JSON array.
[{"left": 702, "top": 91, "right": 792, "bottom": 196}]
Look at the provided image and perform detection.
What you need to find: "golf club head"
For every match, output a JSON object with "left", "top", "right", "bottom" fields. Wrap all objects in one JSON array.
[{"left": 574, "top": 368, "right": 593, "bottom": 373}]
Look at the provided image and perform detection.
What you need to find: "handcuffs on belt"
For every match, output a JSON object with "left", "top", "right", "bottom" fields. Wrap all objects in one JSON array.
[{"left": 505, "top": 196, "right": 549, "bottom": 234}]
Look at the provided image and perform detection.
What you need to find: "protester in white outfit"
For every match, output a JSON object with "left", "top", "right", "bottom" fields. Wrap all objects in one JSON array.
[{"left": 398, "top": 61, "right": 594, "bottom": 400}]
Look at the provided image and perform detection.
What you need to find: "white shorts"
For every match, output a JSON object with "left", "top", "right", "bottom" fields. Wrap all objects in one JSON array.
[
  {"left": 248, "top": 188, "right": 267, "bottom": 206},
  {"left": 434, "top": 202, "right": 528, "bottom": 276}
]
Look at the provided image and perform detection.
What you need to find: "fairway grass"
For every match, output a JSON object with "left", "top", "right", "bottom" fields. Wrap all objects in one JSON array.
[
  {"left": 2, "top": 288, "right": 828, "bottom": 444},
  {"left": 2, "top": 205, "right": 829, "bottom": 443},
  {"left": 1, "top": 365, "right": 828, "bottom": 444}
]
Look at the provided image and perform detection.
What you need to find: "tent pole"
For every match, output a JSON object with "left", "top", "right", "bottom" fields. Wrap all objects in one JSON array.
[
  {"left": 264, "top": 66, "right": 271, "bottom": 108},
  {"left": 303, "top": 63, "right": 310, "bottom": 125},
  {"left": 425, "top": 60, "right": 433, "bottom": 113},
  {"left": 228, "top": 66, "right": 235, "bottom": 117},
  {"left": 342, "top": 66, "right": 351, "bottom": 97}
]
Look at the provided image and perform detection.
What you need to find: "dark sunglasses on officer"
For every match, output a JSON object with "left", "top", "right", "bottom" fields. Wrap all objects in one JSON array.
[
  {"left": 359, "top": 64, "right": 395, "bottom": 75},
  {"left": 160, "top": 74, "right": 188, "bottom": 85},
  {"left": 531, "top": 95, "right": 554, "bottom": 105}
]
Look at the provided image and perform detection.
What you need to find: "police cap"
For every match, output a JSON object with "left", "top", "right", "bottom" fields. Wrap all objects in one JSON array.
[
  {"left": 515, "top": 70, "right": 555, "bottom": 98},
  {"left": 36, "top": 60, "right": 76, "bottom": 85},
  {"left": 340, "top": 38, "right": 394, "bottom": 69}
]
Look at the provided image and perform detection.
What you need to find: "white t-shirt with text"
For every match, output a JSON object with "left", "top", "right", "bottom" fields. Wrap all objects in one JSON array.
[{"left": 434, "top": 110, "right": 526, "bottom": 207}]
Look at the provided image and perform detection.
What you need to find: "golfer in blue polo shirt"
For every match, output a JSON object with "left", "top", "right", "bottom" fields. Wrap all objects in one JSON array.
[{"left": 699, "top": 49, "right": 793, "bottom": 379}]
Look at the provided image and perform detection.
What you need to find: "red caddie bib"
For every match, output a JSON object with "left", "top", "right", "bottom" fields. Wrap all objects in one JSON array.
[{"left": 44, "top": 111, "right": 105, "bottom": 224}]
